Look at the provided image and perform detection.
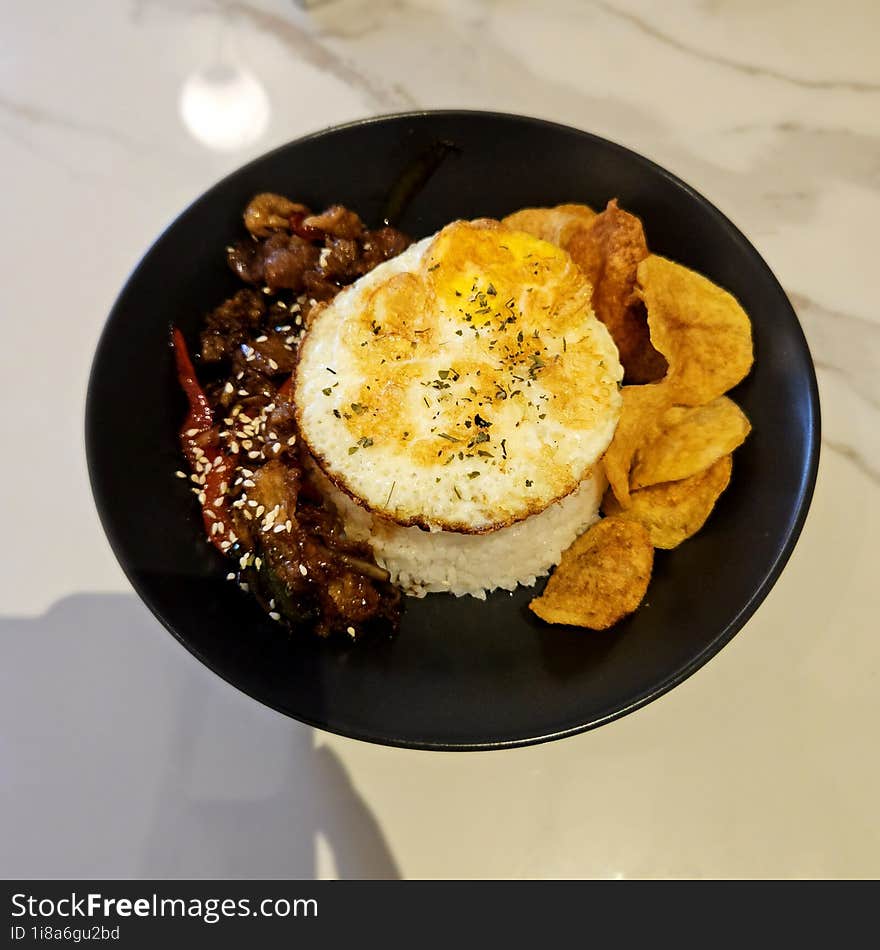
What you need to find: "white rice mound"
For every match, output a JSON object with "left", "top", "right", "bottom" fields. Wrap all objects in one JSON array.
[{"left": 311, "top": 460, "right": 606, "bottom": 599}]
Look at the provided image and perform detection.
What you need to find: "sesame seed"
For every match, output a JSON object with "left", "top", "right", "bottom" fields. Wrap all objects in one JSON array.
[
  {"left": 255, "top": 335, "right": 268, "bottom": 343},
  {"left": 248, "top": 451, "right": 261, "bottom": 459},
  {"left": 273, "top": 523, "right": 285, "bottom": 533},
  {"left": 223, "top": 382, "right": 234, "bottom": 394},
  {"left": 268, "top": 358, "right": 279, "bottom": 371},
  {"left": 269, "top": 611, "right": 281, "bottom": 621},
  {"left": 299, "top": 564, "right": 308, "bottom": 576},
  {"left": 239, "top": 582, "right": 249, "bottom": 592},
  {"left": 197, "top": 492, "right": 206, "bottom": 505},
  {"left": 255, "top": 557, "right": 262, "bottom": 569},
  {"left": 175, "top": 470, "right": 187, "bottom": 479},
  {"left": 346, "top": 626, "right": 356, "bottom": 638},
  {"left": 287, "top": 436, "right": 297, "bottom": 445}
]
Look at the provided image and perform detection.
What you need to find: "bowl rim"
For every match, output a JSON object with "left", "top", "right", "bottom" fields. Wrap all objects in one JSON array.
[{"left": 85, "top": 109, "right": 821, "bottom": 751}]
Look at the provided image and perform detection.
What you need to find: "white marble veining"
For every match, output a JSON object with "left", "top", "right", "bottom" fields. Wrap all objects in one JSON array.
[{"left": 0, "top": 0, "right": 878, "bottom": 879}]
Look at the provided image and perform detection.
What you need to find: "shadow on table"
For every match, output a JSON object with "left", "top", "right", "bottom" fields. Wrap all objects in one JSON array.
[{"left": 0, "top": 593, "right": 400, "bottom": 879}]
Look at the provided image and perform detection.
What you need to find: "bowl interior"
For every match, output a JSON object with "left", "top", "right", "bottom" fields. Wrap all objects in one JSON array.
[{"left": 86, "top": 112, "right": 819, "bottom": 749}]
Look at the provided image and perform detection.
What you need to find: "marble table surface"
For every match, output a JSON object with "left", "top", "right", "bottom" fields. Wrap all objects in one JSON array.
[{"left": 1, "top": 0, "right": 877, "bottom": 879}]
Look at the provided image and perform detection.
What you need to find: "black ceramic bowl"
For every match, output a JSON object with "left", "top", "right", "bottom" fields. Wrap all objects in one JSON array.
[{"left": 86, "top": 112, "right": 819, "bottom": 750}]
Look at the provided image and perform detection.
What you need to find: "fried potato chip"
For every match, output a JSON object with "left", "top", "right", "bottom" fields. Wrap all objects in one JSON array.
[
  {"left": 529, "top": 517, "right": 653, "bottom": 629},
  {"left": 630, "top": 396, "right": 751, "bottom": 490},
  {"left": 602, "top": 382, "right": 671, "bottom": 508},
  {"left": 567, "top": 200, "right": 668, "bottom": 384},
  {"left": 636, "top": 255, "right": 753, "bottom": 405},
  {"left": 602, "top": 454, "right": 733, "bottom": 549},
  {"left": 502, "top": 203, "right": 596, "bottom": 246}
]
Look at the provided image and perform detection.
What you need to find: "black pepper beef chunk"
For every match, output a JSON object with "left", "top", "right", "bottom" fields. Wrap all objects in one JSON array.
[
  {"left": 263, "top": 234, "right": 320, "bottom": 291},
  {"left": 265, "top": 401, "right": 298, "bottom": 447},
  {"left": 319, "top": 237, "right": 360, "bottom": 282},
  {"left": 200, "top": 289, "right": 265, "bottom": 362},
  {"left": 302, "top": 270, "right": 342, "bottom": 302},
  {"left": 360, "top": 227, "right": 412, "bottom": 271},
  {"left": 231, "top": 330, "right": 298, "bottom": 379},
  {"left": 226, "top": 233, "right": 320, "bottom": 291}
]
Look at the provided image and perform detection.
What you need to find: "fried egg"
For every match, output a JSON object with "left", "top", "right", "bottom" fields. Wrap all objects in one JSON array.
[{"left": 294, "top": 219, "right": 623, "bottom": 533}]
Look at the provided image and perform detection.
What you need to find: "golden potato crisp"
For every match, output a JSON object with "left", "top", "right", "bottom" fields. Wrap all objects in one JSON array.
[
  {"left": 567, "top": 200, "right": 668, "bottom": 384},
  {"left": 630, "top": 396, "right": 751, "bottom": 490},
  {"left": 529, "top": 518, "right": 653, "bottom": 630},
  {"left": 636, "top": 255, "right": 753, "bottom": 405},
  {"left": 502, "top": 203, "right": 596, "bottom": 246},
  {"left": 602, "top": 383, "right": 671, "bottom": 508},
  {"left": 603, "top": 454, "right": 733, "bottom": 549}
]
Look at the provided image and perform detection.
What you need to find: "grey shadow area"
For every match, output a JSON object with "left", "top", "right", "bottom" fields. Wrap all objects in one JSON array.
[{"left": 0, "top": 593, "right": 400, "bottom": 880}]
